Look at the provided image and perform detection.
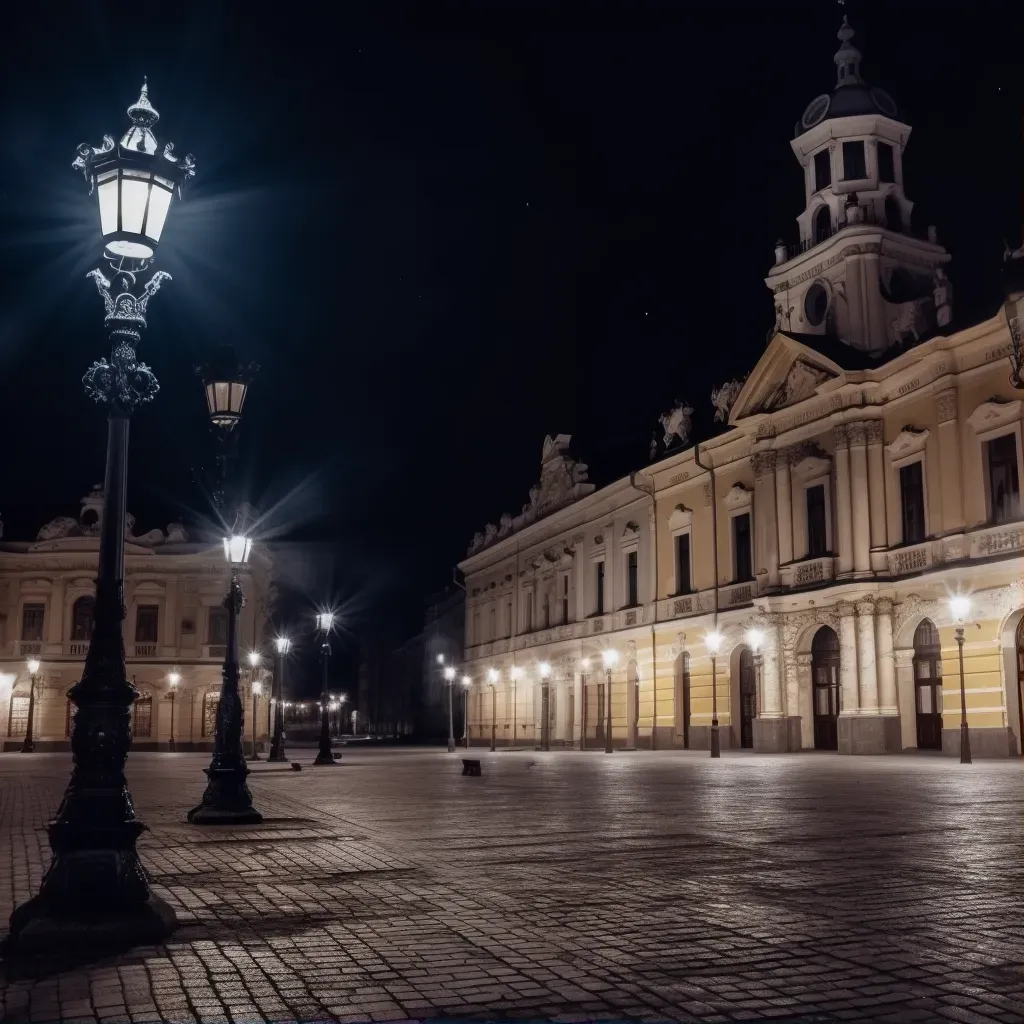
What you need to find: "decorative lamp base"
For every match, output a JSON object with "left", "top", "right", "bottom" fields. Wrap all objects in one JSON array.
[
  {"left": 267, "top": 752, "right": 288, "bottom": 763},
  {"left": 313, "top": 750, "right": 339, "bottom": 765},
  {"left": 187, "top": 767, "right": 263, "bottom": 825}
]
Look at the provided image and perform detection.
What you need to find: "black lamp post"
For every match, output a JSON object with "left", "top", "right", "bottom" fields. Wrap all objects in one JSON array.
[
  {"left": 602, "top": 649, "right": 618, "bottom": 753},
  {"left": 443, "top": 664, "right": 456, "bottom": 752},
  {"left": 19, "top": 659, "right": 39, "bottom": 754},
  {"left": 188, "top": 528, "right": 263, "bottom": 824},
  {"left": 167, "top": 671, "right": 179, "bottom": 752},
  {"left": 6, "top": 82, "right": 194, "bottom": 953},
  {"left": 461, "top": 676, "right": 472, "bottom": 748},
  {"left": 707, "top": 631, "right": 723, "bottom": 759},
  {"left": 950, "top": 596, "right": 973, "bottom": 764},
  {"left": 314, "top": 612, "right": 338, "bottom": 765},
  {"left": 247, "top": 651, "right": 262, "bottom": 760},
  {"left": 487, "top": 669, "right": 498, "bottom": 751},
  {"left": 539, "top": 661, "right": 552, "bottom": 752},
  {"left": 269, "top": 637, "right": 290, "bottom": 762}
]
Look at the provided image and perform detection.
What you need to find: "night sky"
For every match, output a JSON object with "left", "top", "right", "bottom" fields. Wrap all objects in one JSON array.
[{"left": 0, "top": 2, "right": 1021, "bottom": 653}]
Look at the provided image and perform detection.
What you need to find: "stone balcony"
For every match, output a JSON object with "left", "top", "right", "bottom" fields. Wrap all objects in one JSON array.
[{"left": 781, "top": 555, "right": 835, "bottom": 589}]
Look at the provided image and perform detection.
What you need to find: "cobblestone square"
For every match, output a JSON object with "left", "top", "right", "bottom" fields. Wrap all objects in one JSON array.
[{"left": 1, "top": 749, "right": 1023, "bottom": 1023}]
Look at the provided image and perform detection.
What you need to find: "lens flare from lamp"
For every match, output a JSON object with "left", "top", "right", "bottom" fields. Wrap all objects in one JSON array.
[
  {"left": 487, "top": 668, "right": 499, "bottom": 684},
  {"left": 248, "top": 650, "right": 261, "bottom": 667},
  {"left": 316, "top": 611, "right": 335, "bottom": 632},
  {"left": 461, "top": 675, "right": 472, "bottom": 688},
  {"left": 539, "top": 661, "right": 552, "bottom": 678},
  {"left": 443, "top": 666, "right": 455, "bottom": 681},
  {"left": 705, "top": 631, "right": 723, "bottom": 654},
  {"left": 223, "top": 533, "right": 252, "bottom": 566},
  {"left": 168, "top": 671, "right": 180, "bottom": 687},
  {"left": 581, "top": 658, "right": 591, "bottom": 671},
  {"left": 274, "top": 637, "right": 292, "bottom": 654},
  {"left": 436, "top": 653, "right": 445, "bottom": 665},
  {"left": 27, "top": 659, "right": 40, "bottom": 674},
  {"left": 745, "top": 628, "right": 764, "bottom": 652},
  {"left": 949, "top": 595, "right": 971, "bottom": 622},
  {"left": 253, "top": 680, "right": 263, "bottom": 696},
  {"left": 601, "top": 649, "right": 618, "bottom": 668}
]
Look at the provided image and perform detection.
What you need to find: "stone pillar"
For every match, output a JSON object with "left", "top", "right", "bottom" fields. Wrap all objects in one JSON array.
[
  {"left": 625, "top": 671, "right": 638, "bottom": 749},
  {"left": 753, "top": 616, "right": 795, "bottom": 752},
  {"left": 573, "top": 671, "right": 584, "bottom": 744},
  {"left": 866, "top": 421, "right": 886, "bottom": 553},
  {"left": 752, "top": 452, "right": 779, "bottom": 587},
  {"left": 833, "top": 426, "right": 854, "bottom": 575},
  {"left": 838, "top": 602, "right": 859, "bottom": 717},
  {"left": 163, "top": 578, "right": 178, "bottom": 655},
  {"left": 875, "top": 598, "right": 898, "bottom": 715},
  {"left": 855, "top": 598, "right": 879, "bottom": 713},
  {"left": 848, "top": 423, "right": 871, "bottom": 574},
  {"left": 774, "top": 452, "right": 793, "bottom": 566},
  {"left": 895, "top": 649, "right": 917, "bottom": 750},
  {"left": 936, "top": 389, "right": 964, "bottom": 534},
  {"left": 556, "top": 677, "right": 571, "bottom": 745},
  {"left": 48, "top": 577, "right": 66, "bottom": 646}
]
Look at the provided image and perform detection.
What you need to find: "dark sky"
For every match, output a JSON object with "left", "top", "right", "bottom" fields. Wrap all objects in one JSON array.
[{"left": 0, "top": 1, "right": 1021, "bottom": 650}]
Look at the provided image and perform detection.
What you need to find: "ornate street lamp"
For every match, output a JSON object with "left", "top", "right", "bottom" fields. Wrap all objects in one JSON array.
[
  {"left": 539, "top": 661, "right": 552, "bottom": 752},
  {"left": 443, "top": 664, "right": 456, "bottom": 752},
  {"left": 487, "top": 668, "right": 499, "bottom": 751},
  {"left": 187, "top": 526, "right": 262, "bottom": 824},
  {"left": 580, "top": 658, "right": 591, "bottom": 751},
  {"left": 247, "top": 651, "right": 262, "bottom": 759},
  {"left": 269, "top": 636, "right": 291, "bottom": 762},
  {"left": 167, "top": 671, "right": 180, "bottom": 752},
  {"left": 7, "top": 82, "right": 194, "bottom": 952},
  {"left": 949, "top": 596, "right": 973, "bottom": 764},
  {"left": 314, "top": 612, "right": 338, "bottom": 765},
  {"left": 461, "top": 675, "right": 472, "bottom": 748},
  {"left": 20, "top": 659, "right": 40, "bottom": 754},
  {"left": 706, "top": 631, "right": 723, "bottom": 758},
  {"left": 602, "top": 649, "right": 618, "bottom": 753}
]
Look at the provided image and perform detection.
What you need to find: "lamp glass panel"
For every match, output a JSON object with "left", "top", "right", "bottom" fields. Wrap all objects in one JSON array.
[
  {"left": 120, "top": 176, "right": 150, "bottom": 234},
  {"left": 97, "top": 177, "right": 119, "bottom": 236},
  {"left": 230, "top": 381, "right": 247, "bottom": 413},
  {"left": 204, "top": 383, "right": 216, "bottom": 416},
  {"left": 213, "top": 382, "right": 230, "bottom": 414},
  {"left": 144, "top": 184, "right": 172, "bottom": 243}
]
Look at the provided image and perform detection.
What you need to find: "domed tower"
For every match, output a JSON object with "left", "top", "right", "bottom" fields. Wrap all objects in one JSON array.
[{"left": 766, "top": 17, "right": 951, "bottom": 356}]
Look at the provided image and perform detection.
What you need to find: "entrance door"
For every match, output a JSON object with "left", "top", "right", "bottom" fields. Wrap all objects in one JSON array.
[
  {"left": 739, "top": 647, "right": 756, "bottom": 748},
  {"left": 913, "top": 619, "right": 943, "bottom": 750},
  {"left": 811, "top": 626, "right": 840, "bottom": 751}
]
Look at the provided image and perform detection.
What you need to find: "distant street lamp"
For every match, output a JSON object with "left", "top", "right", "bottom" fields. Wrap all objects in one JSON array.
[
  {"left": 949, "top": 596, "right": 973, "bottom": 764},
  {"left": 314, "top": 612, "right": 338, "bottom": 765},
  {"left": 461, "top": 675, "right": 472, "bottom": 748},
  {"left": 8, "top": 81, "right": 194, "bottom": 952},
  {"left": 487, "top": 668, "right": 499, "bottom": 751},
  {"left": 167, "top": 671, "right": 180, "bottom": 752},
  {"left": 602, "top": 649, "right": 618, "bottom": 753},
  {"left": 248, "top": 651, "right": 262, "bottom": 760},
  {"left": 443, "top": 664, "right": 457, "bottom": 752},
  {"left": 510, "top": 666, "right": 523, "bottom": 747},
  {"left": 706, "top": 631, "right": 723, "bottom": 759},
  {"left": 269, "top": 637, "right": 291, "bottom": 762},
  {"left": 580, "top": 658, "right": 591, "bottom": 751},
  {"left": 20, "top": 659, "right": 40, "bottom": 754},
  {"left": 188, "top": 528, "right": 262, "bottom": 824},
  {"left": 539, "top": 661, "right": 552, "bottom": 751}
]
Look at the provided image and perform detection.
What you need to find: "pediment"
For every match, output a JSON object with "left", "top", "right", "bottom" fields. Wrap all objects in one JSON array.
[
  {"left": 728, "top": 333, "right": 843, "bottom": 423},
  {"left": 886, "top": 427, "right": 929, "bottom": 461}
]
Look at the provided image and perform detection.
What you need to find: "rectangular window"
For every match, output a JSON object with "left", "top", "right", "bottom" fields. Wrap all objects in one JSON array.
[
  {"left": 899, "top": 461, "right": 926, "bottom": 544},
  {"left": 813, "top": 149, "right": 831, "bottom": 192},
  {"left": 987, "top": 433, "right": 1021, "bottom": 524},
  {"left": 135, "top": 605, "right": 159, "bottom": 643},
  {"left": 877, "top": 142, "right": 895, "bottom": 183},
  {"left": 561, "top": 575, "right": 570, "bottom": 624},
  {"left": 626, "top": 550, "right": 639, "bottom": 606},
  {"left": 675, "top": 533, "right": 691, "bottom": 594},
  {"left": 595, "top": 561, "right": 605, "bottom": 615},
  {"left": 806, "top": 484, "right": 828, "bottom": 557},
  {"left": 505, "top": 601, "right": 512, "bottom": 637},
  {"left": 733, "top": 513, "right": 752, "bottom": 582},
  {"left": 208, "top": 606, "right": 228, "bottom": 646},
  {"left": 842, "top": 140, "right": 867, "bottom": 180},
  {"left": 525, "top": 592, "right": 534, "bottom": 632},
  {"left": 20, "top": 603, "right": 45, "bottom": 641}
]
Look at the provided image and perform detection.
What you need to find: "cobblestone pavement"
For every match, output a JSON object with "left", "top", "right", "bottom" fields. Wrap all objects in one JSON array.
[{"left": 1, "top": 748, "right": 1023, "bottom": 1023}]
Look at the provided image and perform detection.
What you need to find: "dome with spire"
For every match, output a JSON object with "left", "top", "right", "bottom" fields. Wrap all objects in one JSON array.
[{"left": 794, "top": 17, "right": 901, "bottom": 138}]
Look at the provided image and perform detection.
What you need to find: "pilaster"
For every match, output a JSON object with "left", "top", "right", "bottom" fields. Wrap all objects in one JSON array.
[
  {"left": 838, "top": 602, "right": 859, "bottom": 715},
  {"left": 875, "top": 597, "right": 898, "bottom": 715},
  {"left": 855, "top": 598, "right": 879, "bottom": 712},
  {"left": 866, "top": 420, "right": 886, "bottom": 556},
  {"left": 752, "top": 451, "right": 779, "bottom": 587},
  {"left": 848, "top": 422, "right": 871, "bottom": 574},
  {"left": 774, "top": 450, "right": 794, "bottom": 566},
  {"left": 833, "top": 426, "right": 854, "bottom": 575},
  {"left": 936, "top": 389, "right": 964, "bottom": 534}
]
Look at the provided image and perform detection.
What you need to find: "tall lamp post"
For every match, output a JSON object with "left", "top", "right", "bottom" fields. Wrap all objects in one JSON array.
[
  {"left": 20, "top": 659, "right": 40, "bottom": 754},
  {"left": 188, "top": 530, "right": 262, "bottom": 824},
  {"left": 167, "top": 671, "right": 180, "bottom": 752},
  {"left": 487, "top": 668, "right": 499, "bottom": 751},
  {"left": 269, "top": 637, "right": 290, "bottom": 762},
  {"left": 8, "top": 83, "right": 195, "bottom": 951},
  {"left": 443, "top": 665, "right": 456, "bottom": 752},
  {"left": 580, "top": 658, "right": 590, "bottom": 751},
  {"left": 950, "top": 596, "right": 973, "bottom": 764},
  {"left": 248, "top": 651, "right": 262, "bottom": 759},
  {"left": 539, "top": 661, "right": 552, "bottom": 751},
  {"left": 602, "top": 649, "right": 618, "bottom": 753},
  {"left": 510, "top": 666, "right": 522, "bottom": 747},
  {"left": 314, "top": 612, "right": 338, "bottom": 765},
  {"left": 706, "top": 631, "right": 723, "bottom": 758},
  {"left": 461, "top": 675, "right": 472, "bottom": 748}
]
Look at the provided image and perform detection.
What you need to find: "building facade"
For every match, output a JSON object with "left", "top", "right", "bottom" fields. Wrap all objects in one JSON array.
[
  {"left": 0, "top": 488, "right": 274, "bottom": 751},
  {"left": 458, "top": 19, "right": 1024, "bottom": 758}
]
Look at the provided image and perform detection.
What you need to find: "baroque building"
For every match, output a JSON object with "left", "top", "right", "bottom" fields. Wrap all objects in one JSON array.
[
  {"left": 458, "top": 19, "right": 1024, "bottom": 758},
  {"left": 0, "top": 488, "right": 274, "bottom": 751}
]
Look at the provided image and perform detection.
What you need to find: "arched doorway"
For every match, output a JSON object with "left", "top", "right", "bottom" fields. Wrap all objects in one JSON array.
[
  {"left": 884, "top": 195, "right": 902, "bottom": 231},
  {"left": 813, "top": 205, "right": 832, "bottom": 244},
  {"left": 202, "top": 692, "right": 220, "bottom": 737},
  {"left": 913, "top": 619, "right": 942, "bottom": 750},
  {"left": 738, "top": 647, "right": 757, "bottom": 748},
  {"left": 1017, "top": 619, "right": 1024, "bottom": 758},
  {"left": 674, "top": 652, "right": 691, "bottom": 749},
  {"left": 132, "top": 694, "right": 153, "bottom": 739},
  {"left": 811, "top": 626, "right": 840, "bottom": 750}
]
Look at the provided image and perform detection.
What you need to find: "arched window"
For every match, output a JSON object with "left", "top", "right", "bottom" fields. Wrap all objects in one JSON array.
[
  {"left": 913, "top": 619, "right": 942, "bottom": 750},
  {"left": 202, "top": 692, "right": 220, "bottom": 737},
  {"left": 811, "top": 626, "right": 840, "bottom": 750},
  {"left": 884, "top": 195, "right": 902, "bottom": 231},
  {"left": 132, "top": 694, "right": 153, "bottom": 738},
  {"left": 70, "top": 596, "right": 96, "bottom": 641},
  {"left": 813, "top": 205, "right": 832, "bottom": 245}
]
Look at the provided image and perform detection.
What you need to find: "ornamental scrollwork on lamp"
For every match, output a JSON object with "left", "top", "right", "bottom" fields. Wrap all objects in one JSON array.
[{"left": 83, "top": 350, "right": 160, "bottom": 412}]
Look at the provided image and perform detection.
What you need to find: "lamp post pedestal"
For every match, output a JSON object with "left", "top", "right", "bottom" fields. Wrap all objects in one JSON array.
[
  {"left": 188, "top": 574, "right": 262, "bottom": 825},
  {"left": 313, "top": 640, "right": 337, "bottom": 765}
]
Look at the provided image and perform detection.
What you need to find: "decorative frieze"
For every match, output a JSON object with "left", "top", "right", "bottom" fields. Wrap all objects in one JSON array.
[
  {"left": 866, "top": 420, "right": 884, "bottom": 444},
  {"left": 751, "top": 450, "right": 776, "bottom": 478},
  {"left": 832, "top": 423, "right": 848, "bottom": 447},
  {"left": 936, "top": 389, "right": 958, "bottom": 424},
  {"left": 846, "top": 422, "right": 868, "bottom": 446}
]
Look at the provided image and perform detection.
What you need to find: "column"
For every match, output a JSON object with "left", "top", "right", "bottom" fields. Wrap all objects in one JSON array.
[
  {"left": 48, "top": 577, "right": 66, "bottom": 645},
  {"left": 752, "top": 452, "right": 779, "bottom": 587},
  {"left": 866, "top": 421, "right": 886, "bottom": 551},
  {"left": 848, "top": 423, "right": 871, "bottom": 573},
  {"left": 573, "top": 671, "right": 584, "bottom": 744},
  {"left": 833, "top": 426, "right": 854, "bottom": 575},
  {"left": 761, "top": 618, "right": 783, "bottom": 718},
  {"left": 936, "top": 389, "right": 963, "bottom": 534},
  {"left": 163, "top": 577, "right": 178, "bottom": 656},
  {"left": 774, "top": 450, "right": 793, "bottom": 566},
  {"left": 838, "top": 602, "right": 859, "bottom": 715},
  {"left": 875, "top": 598, "right": 897, "bottom": 714},
  {"left": 855, "top": 598, "right": 879, "bottom": 713},
  {"left": 556, "top": 677, "right": 571, "bottom": 744}
]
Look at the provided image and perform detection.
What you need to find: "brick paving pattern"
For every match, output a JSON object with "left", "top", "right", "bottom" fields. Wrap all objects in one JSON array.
[{"left": 1, "top": 748, "right": 1023, "bottom": 1023}]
